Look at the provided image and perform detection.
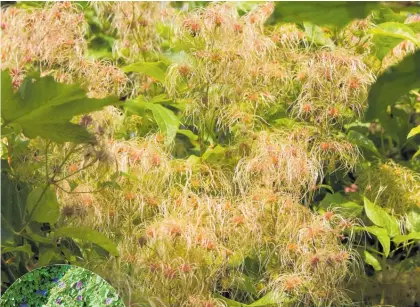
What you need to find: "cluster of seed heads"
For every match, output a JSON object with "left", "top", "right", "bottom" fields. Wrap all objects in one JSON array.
[
  {"left": 356, "top": 161, "right": 420, "bottom": 214},
  {"left": 92, "top": 2, "right": 171, "bottom": 63},
  {"left": 4, "top": 2, "right": 412, "bottom": 306},
  {"left": 1, "top": 2, "right": 128, "bottom": 98}
]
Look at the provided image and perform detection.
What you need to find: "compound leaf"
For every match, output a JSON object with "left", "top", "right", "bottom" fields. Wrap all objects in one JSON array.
[{"left": 1, "top": 72, "right": 117, "bottom": 143}]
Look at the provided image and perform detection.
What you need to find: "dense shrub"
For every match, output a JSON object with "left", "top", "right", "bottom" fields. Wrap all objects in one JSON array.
[{"left": 1, "top": 2, "right": 419, "bottom": 306}]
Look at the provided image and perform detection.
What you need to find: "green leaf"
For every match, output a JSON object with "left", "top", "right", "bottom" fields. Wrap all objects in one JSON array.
[
  {"left": 357, "top": 225, "right": 390, "bottom": 257},
  {"left": 244, "top": 256, "right": 260, "bottom": 277},
  {"left": 26, "top": 231, "right": 52, "bottom": 244},
  {"left": 364, "top": 197, "right": 400, "bottom": 237},
  {"left": 177, "top": 129, "right": 199, "bottom": 141},
  {"left": 53, "top": 227, "right": 119, "bottom": 256},
  {"left": 26, "top": 187, "right": 60, "bottom": 224},
  {"left": 319, "top": 193, "right": 363, "bottom": 218},
  {"left": 407, "top": 125, "right": 420, "bottom": 139},
  {"left": 365, "top": 51, "right": 420, "bottom": 128},
  {"left": 122, "top": 61, "right": 167, "bottom": 83},
  {"left": 372, "top": 22, "right": 420, "bottom": 60},
  {"left": 270, "top": 2, "right": 380, "bottom": 28},
  {"left": 214, "top": 294, "right": 247, "bottom": 307},
  {"left": 272, "top": 118, "right": 296, "bottom": 129},
  {"left": 364, "top": 250, "right": 382, "bottom": 271},
  {"left": 1, "top": 126, "right": 15, "bottom": 137},
  {"left": 392, "top": 232, "right": 420, "bottom": 246},
  {"left": 150, "top": 94, "right": 172, "bottom": 104},
  {"left": 249, "top": 292, "right": 283, "bottom": 306},
  {"left": 202, "top": 145, "right": 226, "bottom": 161},
  {"left": 38, "top": 247, "right": 60, "bottom": 266},
  {"left": 145, "top": 103, "right": 179, "bottom": 145},
  {"left": 124, "top": 96, "right": 148, "bottom": 116},
  {"left": 125, "top": 98, "right": 180, "bottom": 144},
  {"left": 347, "top": 130, "right": 381, "bottom": 157},
  {"left": 231, "top": 273, "right": 257, "bottom": 296},
  {"left": 303, "top": 22, "right": 335, "bottom": 48},
  {"left": 214, "top": 292, "right": 282, "bottom": 307},
  {"left": 1, "top": 243, "right": 33, "bottom": 257},
  {"left": 373, "top": 7, "right": 407, "bottom": 24},
  {"left": 413, "top": 148, "right": 420, "bottom": 160},
  {"left": 1, "top": 72, "right": 118, "bottom": 143},
  {"left": 227, "top": 252, "right": 245, "bottom": 268},
  {"left": 186, "top": 155, "right": 201, "bottom": 165},
  {"left": 68, "top": 180, "right": 78, "bottom": 192},
  {"left": 355, "top": 226, "right": 391, "bottom": 257},
  {"left": 1, "top": 162, "right": 29, "bottom": 241},
  {"left": 318, "top": 184, "right": 334, "bottom": 193},
  {"left": 407, "top": 208, "right": 420, "bottom": 232}
]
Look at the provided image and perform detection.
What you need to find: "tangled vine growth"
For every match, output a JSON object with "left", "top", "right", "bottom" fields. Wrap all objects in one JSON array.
[{"left": 1, "top": 2, "right": 420, "bottom": 307}]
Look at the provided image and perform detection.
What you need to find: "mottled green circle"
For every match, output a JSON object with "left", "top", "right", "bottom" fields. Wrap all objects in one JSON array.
[{"left": 1, "top": 264, "right": 125, "bottom": 307}]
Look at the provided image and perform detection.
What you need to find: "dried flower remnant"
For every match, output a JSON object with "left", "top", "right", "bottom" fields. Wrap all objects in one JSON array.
[
  {"left": 1, "top": 2, "right": 128, "bottom": 97},
  {"left": 2, "top": 2, "right": 404, "bottom": 307},
  {"left": 235, "top": 131, "right": 321, "bottom": 197},
  {"left": 165, "top": 2, "right": 280, "bottom": 131},
  {"left": 285, "top": 275, "right": 303, "bottom": 291},
  {"left": 92, "top": 2, "right": 167, "bottom": 62},
  {"left": 291, "top": 50, "right": 374, "bottom": 128},
  {"left": 356, "top": 161, "right": 420, "bottom": 214}
]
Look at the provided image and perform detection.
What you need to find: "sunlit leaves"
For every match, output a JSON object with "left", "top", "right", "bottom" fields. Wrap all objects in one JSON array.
[
  {"left": 2, "top": 3, "right": 420, "bottom": 304},
  {"left": 231, "top": 273, "right": 258, "bottom": 296},
  {"left": 319, "top": 193, "right": 363, "bottom": 218},
  {"left": 364, "top": 197, "right": 400, "bottom": 238},
  {"left": 125, "top": 97, "right": 180, "bottom": 144},
  {"left": 53, "top": 227, "right": 119, "bottom": 256},
  {"left": 412, "top": 149, "right": 420, "bottom": 159},
  {"left": 1, "top": 244, "right": 34, "bottom": 258},
  {"left": 303, "top": 22, "right": 335, "bottom": 48},
  {"left": 26, "top": 187, "right": 60, "bottom": 224},
  {"left": 202, "top": 145, "right": 226, "bottom": 163},
  {"left": 1, "top": 72, "right": 118, "bottom": 143},
  {"left": 248, "top": 292, "right": 282, "bottom": 306},
  {"left": 38, "top": 247, "right": 61, "bottom": 266},
  {"left": 357, "top": 225, "right": 390, "bottom": 257},
  {"left": 407, "top": 125, "right": 420, "bottom": 139},
  {"left": 347, "top": 130, "right": 381, "bottom": 157},
  {"left": 373, "top": 7, "right": 407, "bottom": 24},
  {"left": 363, "top": 250, "right": 382, "bottom": 271},
  {"left": 122, "top": 61, "right": 168, "bottom": 83},
  {"left": 215, "top": 291, "right": 281, "bottom": 307},
  {"left": 372, "top": 22, "right": 420, "bottom": 60},
  {"left": 270, "top": 2, "right": 380, "bottom": 28},
  {"left": 407, "top": 208, "right": 420, "bottom": 233},
  {"left": 146, "top": 103, "right": 180, "bottom": 145},
  {"left": 392, "top": 232, "right": 420, "bottom": 246}
]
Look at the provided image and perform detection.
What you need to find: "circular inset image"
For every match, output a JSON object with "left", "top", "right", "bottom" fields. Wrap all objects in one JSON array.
[{"left": 0, "top": 264, "right": 124, "bottom": 307}]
